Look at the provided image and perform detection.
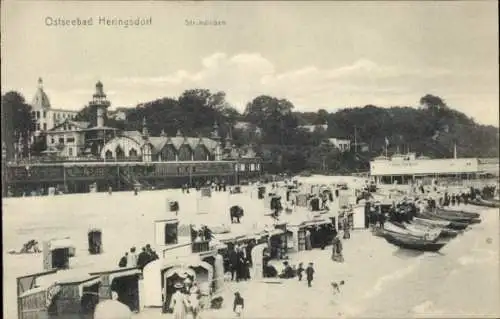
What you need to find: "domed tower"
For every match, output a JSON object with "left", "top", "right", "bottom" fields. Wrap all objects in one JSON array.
[
  {"left": 31, "top": 77, "right": 51, "bottom": 110},
  {"left": 88, "top": 81, "right": 111, "bottom": 128}
]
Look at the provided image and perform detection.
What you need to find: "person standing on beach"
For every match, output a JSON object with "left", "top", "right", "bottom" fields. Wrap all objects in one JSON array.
[
  {"left": 297, "top": 262, "right": 304, "bottom": 281},
  {"left": 118, "top": 252, "right": 128, "bottom": 268},
  {"left": 342, "top": 218, "right": 350, "bottom": 239},
  {"left": 305, "top": 262, "right": 315, "bottom": 287},
  {"left": 305, "top": 229, "right": 312, "bottom": 250},
  {"left": 127, "top": 247, "right": 138, "bottom": 268},
  {"left": 233, "top": 292, "right": 244, "bottom": 317}
]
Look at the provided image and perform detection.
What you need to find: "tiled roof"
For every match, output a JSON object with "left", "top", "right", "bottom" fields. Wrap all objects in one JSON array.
[{"left": 113, "top": 131, "right": 219, "bottom": 154}]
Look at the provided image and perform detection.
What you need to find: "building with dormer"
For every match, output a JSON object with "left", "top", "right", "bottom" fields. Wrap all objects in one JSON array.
[
  {"left": 43, "top": 81, "right": 117, "bottom": 158},
  {"left": 5, "top": 79, "right": 262, "bottom": 195},
  {"left": 100, "top": 120, "right": 224, "bottom": 163},
  {"left": 30, "top": 78, "right": 79, "bottom": 137}
]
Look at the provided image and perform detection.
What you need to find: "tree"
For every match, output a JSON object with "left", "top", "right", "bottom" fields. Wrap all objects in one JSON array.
[
  {"left": 1, "top": 91, "right": 34, "bottom": 160},
  {"left": 420, "top": 94, "right": 447, "bottom": 109}
]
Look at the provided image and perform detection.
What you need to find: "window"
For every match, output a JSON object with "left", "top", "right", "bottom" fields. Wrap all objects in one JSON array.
[
  {"left": 68, "top": 148, "right": 73, "bottom": 156},
  {"left": 58, "top": 138, "right": 64, "bottom": 144},
  {"left": 36, "top": 111, "right": 40, "bottom": 119},
  {"left": 66, "top": 137, "right": 75, "bottom": 143},
  {"left": 43, "top": 111, "right": 46, "bottom": 118},
  {"left": 43, "top": 123, "right": 47, "bottom": 131},
  {"left": 51, "top": 138, "right": 55, "bottom": 144},
  {"left": 129, "top": 149, "right": 138, "bottom": 157},
  {"left": 36, "top": 123, "right": 40, "bottom": 131}
]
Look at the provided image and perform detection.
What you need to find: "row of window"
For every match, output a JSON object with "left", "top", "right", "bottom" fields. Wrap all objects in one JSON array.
[
  {"left": 33, "top": 123, "right": 47, "bottom": 131},
  {"left": 31, "top": 111, "right": 76, "bottom": 125},
  {"left": 49, "top": 136, "right": 76, "bottom": 144}
]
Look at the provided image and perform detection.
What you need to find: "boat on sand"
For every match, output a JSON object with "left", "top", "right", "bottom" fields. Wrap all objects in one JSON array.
[
  {"left": 415, "top": 211, "right": 469, "bottom": 230},
  {"left": 380, "top": 229, "right": 447, "bottom": 252},
  {"left": 435, "top": 207, "right": 480, "bottom": 219}
]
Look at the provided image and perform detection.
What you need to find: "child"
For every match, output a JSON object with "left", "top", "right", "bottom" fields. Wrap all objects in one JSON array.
[
  {"left": 233, "top": 292, "right": 244, "bottom": 317},
  {"left": 306, "top": 262, "right": 315, "bottom": 287},
  {"left": 297, "top": 263, "right": 304, "bottom": 281}
]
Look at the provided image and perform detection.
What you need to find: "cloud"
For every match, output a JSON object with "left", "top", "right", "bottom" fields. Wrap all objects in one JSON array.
[{"left": 110, "top": 53, "right": 452, "bottom": 111}]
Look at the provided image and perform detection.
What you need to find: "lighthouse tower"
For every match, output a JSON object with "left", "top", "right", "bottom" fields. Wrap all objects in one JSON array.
[
  {"left": 211, "top": 122, "right": 223, "bottom": 160},
  {"left": 88, "top": 81, "right": 111, "bottom": 128}
]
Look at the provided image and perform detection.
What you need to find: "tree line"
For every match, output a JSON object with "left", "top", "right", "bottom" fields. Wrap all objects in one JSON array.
[{"left": 2, "top": 89, "right": 498, "bottom": 174}]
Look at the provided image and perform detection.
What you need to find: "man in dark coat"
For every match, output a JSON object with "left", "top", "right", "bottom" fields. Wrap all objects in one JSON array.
[
  {"left": 305, "top": 262, "right": 315, "bottom": 287},
  {"left": 136, "top": 247, "right": 150, "bottom": 271},
  {"left": 236, "top": 247, "right": 245, "bottom": 281},
  {"left": 229, "top": 248, "right": 239, "bottom": 281},
  {"left": 118, "top": 252, "right": 128, "bottom": 268}
]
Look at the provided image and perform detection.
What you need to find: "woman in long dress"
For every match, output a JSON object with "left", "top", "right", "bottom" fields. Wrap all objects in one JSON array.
[
  {"left": 171, "top": 283, "right": 188, "bottom": 319},
  {"left": 189, "top": 282, "right": 201, "bottom": 319}
]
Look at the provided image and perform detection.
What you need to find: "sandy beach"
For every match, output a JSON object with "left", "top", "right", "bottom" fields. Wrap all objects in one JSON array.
[{"left": 3, "top": 176, "right": 499, "bottom": 318}]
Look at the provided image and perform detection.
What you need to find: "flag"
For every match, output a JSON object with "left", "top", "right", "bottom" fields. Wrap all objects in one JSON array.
[{"left": 385, "top": 137, "right": 389, "bottom": 146}]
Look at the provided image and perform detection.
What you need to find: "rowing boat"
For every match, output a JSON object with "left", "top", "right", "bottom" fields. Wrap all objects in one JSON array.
[
  {"left": 435, "top": 208, "right": 480, "bottom": 219},
  {"left": 415, "top": 211, "right": 469, "bottom": 230},
  {"left": 380, "top": 230, "right": 447, "bottom": 252}
]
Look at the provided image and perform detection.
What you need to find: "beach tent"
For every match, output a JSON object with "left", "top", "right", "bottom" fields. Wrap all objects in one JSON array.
[
  {"left": 16, "top": 269, "right": 58, "bottom": 318},
  {"left": 351, "top": 204, "right": 366, "bottom": 229},
  {"left": 154, "top": 218, "right": 179, "bottom": 246},
  {"left": 142, "top": 257, "right": 215, "bottom": 309},
  {"left": 88, "top": 228, "right": 103, "bottom": 255},
  {"left": 18, "top": 273, "right": 101, "bottom": 318},
  {"left": 43, "top": 238, "right": 75, "bottom": 271},
  {"left": 89, "top": 267, "right": 142, "bottom": 312},
  {"left": 251, "top": 243, "right": 267, "bottom": 280}
]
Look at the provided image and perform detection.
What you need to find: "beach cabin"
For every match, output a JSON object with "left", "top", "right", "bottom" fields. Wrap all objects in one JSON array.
[
  {"left": 154, "top": 218, "right": 179, "bottom": 246},
  {"left": 87, "top": 228, "right": 102, "bottom": 255},
  {"left": 270, "top": 223, "right": 288, "bottom": 259},
  {"left": 17, "top": 269, "right": 58, "bottom": 319},
  {"left": 201, "top": 187, "right": 212, "bottom": 197},
  {"left": 142, "top": 252, "right": 223, "bottom": 311},
  {"left": 89, "top": 267, "right": 142, "bottom": 312},
  {"left": 190, "top": 224, "right": 212, "bottom": 253},
  {"left": 287, "top": 218, "right": 335, "bottom": 252},
  {"left": 168, "top": 200, "right": 180, "bottom": 214},
  {"left": 18, "top": 272, "right": 101, "bottom": 319},
  {"left": 257, "top": 186, "right": 266, "bottom": 199},
  {"left": 230, "top": 185, "right": 242, "bottom": 194},
  {"left": 250, "top": 243, "right": 268, "bottom": 280},
  {"left": 43, "top": 238, "right": 76, "bottom": 271}
]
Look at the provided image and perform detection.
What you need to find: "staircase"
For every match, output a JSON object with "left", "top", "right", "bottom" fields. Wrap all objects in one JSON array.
[{"left": 119, "top": 169, "right": 155, "bottom": 190}]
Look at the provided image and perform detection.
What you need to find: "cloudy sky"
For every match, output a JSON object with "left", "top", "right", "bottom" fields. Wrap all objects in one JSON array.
[{"left": 1, "top": 1, "right": 498, "bottom": 125}]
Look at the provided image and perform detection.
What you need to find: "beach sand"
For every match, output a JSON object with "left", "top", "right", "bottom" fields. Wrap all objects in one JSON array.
[{"left": 3, "top": 176, "right": 499, "bottom": 318}]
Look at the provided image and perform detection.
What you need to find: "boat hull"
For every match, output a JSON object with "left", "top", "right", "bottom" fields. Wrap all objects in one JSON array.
[
  {"left": 381, "top": 231, "right": 446, "bottom": 252},
  {"left": 415, "top": 212, "right": 469, "bottom": 230},
  {"left": 470, "top": 199, "right": 500, "bottom": 208},
  {"left": 435, "top": 208, "right": 480, "bottom": 219}
]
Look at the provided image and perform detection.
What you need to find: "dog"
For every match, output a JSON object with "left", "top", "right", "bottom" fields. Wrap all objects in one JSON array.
[{"left": 330, "top": 280, "right": 345, "bottom": 294}]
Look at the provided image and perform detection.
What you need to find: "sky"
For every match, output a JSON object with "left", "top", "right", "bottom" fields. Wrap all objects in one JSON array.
[{"left": 1, "top": 1, "right": 498, "bottom": 126}]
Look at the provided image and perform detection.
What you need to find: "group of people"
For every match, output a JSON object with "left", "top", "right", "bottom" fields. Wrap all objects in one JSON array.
[
  {"left": 118, "top": 244, "right": 159, "bottom": 270},
  {"left": 168, "top": 278, "right": 203, "bottom": 319},
  {"left": 227, "top": 243, "right": 254, "bottom": 282},
  {"left": 20, "top": 239, "right": 41, "bottom": 254},
  {"left": 276, "top": 261, "right": 316, "bottom": 287}
]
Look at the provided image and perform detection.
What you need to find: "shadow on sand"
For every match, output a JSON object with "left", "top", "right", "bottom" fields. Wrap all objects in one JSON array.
[{"left": 392, "top": 248, "right": 425, "bottom": 259}]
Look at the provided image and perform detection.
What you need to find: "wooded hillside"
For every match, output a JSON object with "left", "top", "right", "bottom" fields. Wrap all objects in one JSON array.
[{"left": 2, "top": 89, "right": 498, "bottom": 174}]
